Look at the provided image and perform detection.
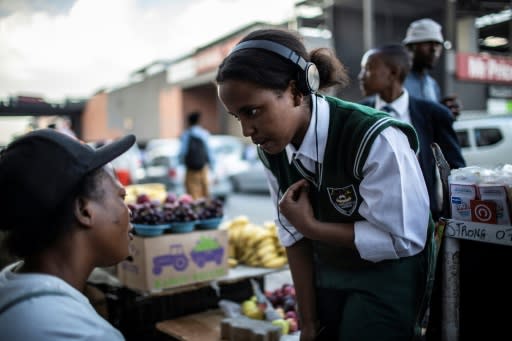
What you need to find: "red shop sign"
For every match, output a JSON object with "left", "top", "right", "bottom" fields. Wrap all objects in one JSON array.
[{"left": 456, "top": 52, "right": 512, "bottom": 84}]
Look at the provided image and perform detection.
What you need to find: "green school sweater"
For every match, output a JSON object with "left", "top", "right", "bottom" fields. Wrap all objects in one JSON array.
[{"left": 259, "top": 96, "right": 419, "bottom": 268}]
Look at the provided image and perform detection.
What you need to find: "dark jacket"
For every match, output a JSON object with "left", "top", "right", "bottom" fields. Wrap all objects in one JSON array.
[{"left": 360, "top": 95, "right": 466, "bottom": 219}]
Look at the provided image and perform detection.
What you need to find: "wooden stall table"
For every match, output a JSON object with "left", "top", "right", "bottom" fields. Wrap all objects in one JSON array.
[
  {"left": 156, "top": 309, "right": 301, "bottom": 341},
  {"left": 156, "top": 309, "right": 224, "bottom": 341}
]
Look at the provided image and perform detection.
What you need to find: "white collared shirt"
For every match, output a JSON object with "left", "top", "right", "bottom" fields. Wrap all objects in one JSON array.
[
  {"left": 264, "top": 94, "right": 429, "bottom": 262},
  {"left": 375, "top": 89, "right": 412, "bottom": 125}
]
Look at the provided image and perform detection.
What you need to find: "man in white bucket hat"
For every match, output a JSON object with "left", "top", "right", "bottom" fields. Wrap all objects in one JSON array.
[{"left": 403, "top": 18, "right": 461, "bottom": 119}]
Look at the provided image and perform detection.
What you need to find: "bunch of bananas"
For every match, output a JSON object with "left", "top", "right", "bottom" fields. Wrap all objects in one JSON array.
[{"left": 221, "top": 216, "right": 287, "bottom": 269}]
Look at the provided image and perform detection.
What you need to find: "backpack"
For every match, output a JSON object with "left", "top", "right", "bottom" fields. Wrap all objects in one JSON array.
[{"left": 184, "top": 135, "right": 208, "bottom": 170}]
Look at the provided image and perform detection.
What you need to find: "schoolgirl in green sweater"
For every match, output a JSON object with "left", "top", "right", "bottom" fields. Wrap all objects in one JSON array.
[{"left": 216, "top": 28, "right": 433, "bottom": 341}]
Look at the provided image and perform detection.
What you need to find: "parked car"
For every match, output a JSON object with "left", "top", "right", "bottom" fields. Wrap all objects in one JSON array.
[
  {"left": 142, "top": 135, "right": 248, "bottom": 200},
  {"left": 142, "top": 138, "right": 183, "bottom": 191},
  {"left": 88, "top": 140, "right": 146, "bottom": 186},
  {"left": 229, "top": 159, "right": 270, "bottom": 194},
  {"left": 229, "top": 145, "right": 270, "bottom": 194},
  {"left": 209, "top": 134, "right": 250, "bottom": 178},
  {"left": 454, "top": 113, "right": 512, "bottom": 167}
]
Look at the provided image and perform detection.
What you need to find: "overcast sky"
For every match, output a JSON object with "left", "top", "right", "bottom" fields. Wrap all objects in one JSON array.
[{"left": 0, "top": 0, "right": 297, "bottom": 102}]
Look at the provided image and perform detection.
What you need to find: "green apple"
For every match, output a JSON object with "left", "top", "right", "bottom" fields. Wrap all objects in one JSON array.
[
  {"left": 242, "top": 299, "right": 257, "bottom": 314},
  {"left": 242, "top": 300, "right": 264, "bottom": 320},
  {"left": 272, "top": 318, "right": 290, "bottom": 335}
]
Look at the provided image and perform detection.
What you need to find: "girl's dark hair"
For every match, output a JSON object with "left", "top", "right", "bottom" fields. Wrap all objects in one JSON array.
[
  {"left": 216, "top": 28, "right": 349, "bottom": 94},
  {"left": 2, "top": 168, "right": 106, "bottom": 259}
]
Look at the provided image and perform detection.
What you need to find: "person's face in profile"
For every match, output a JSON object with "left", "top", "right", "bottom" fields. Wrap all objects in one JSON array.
[
  {"left": 87, "top": 165, "right": 133, "bottom": 266},
  {"left": 359, "top": 51, "right": 393, "bottom": 97}
]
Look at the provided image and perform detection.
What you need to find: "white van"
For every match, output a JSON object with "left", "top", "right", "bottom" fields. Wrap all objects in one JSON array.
[{"left": 454, "top": 113, "right": 512, "bottom": 167}]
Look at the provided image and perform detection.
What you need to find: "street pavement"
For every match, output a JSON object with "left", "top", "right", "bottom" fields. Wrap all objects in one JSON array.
[{"left": 223, "top": 192, "right": 275, "bottom": 225}]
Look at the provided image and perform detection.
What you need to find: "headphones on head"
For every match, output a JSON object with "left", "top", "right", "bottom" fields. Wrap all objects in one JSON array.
[{"left": 230, "top": 40, "right": 320, "bottom": 94}]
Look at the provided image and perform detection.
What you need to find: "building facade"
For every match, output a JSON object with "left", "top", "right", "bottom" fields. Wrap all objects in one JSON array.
[{"left": 81, "top": 1, "right": 512, "bottom": 142}]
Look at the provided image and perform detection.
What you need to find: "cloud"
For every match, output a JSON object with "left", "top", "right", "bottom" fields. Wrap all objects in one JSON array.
[
  {"left": 0, "top": 0, "right": 296, "bottom": 101},
  {"left": 0, "top": 0, "right": 75, "bottom": 18}
]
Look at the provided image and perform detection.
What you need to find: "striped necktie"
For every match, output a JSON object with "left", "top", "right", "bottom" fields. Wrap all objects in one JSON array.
[
  {"left": 381, "top": 105, "right": 396, "bottom": 117},
  {"left": 292, "top": 155, "right": 319, "bottom": 189}
]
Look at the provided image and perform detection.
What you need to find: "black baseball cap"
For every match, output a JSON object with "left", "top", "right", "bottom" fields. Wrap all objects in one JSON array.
[{"left": 0, "top": 129, "right": 136, "bottom": 230}]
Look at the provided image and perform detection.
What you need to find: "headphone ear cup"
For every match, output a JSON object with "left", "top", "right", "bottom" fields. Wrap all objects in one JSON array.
[
  {"left": 305, "top": 63, "right": 320, "bottom": 93},
  {"left": 298, "top": 62, "right": 320, "bottom": 94}
]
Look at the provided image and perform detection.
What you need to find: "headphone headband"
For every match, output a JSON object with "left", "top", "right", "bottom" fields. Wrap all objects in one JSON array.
[
  {"left": 229, "top": 39, "right": 319, "bottom": 94},
  {"left": 231, "top": 40, "right": 308, "bottom": 71}
]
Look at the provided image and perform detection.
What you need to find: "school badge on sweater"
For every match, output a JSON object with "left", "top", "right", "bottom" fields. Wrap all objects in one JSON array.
[{"left": 328, "top": 185, "right": 358, "bottom": 216}]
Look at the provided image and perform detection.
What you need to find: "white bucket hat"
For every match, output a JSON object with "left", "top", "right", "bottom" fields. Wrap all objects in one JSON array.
[{"left": 403, "top": 18, "right": 444, "bottom": 45}]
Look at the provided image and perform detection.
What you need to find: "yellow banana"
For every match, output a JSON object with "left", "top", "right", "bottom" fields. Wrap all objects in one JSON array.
[
  {"left": 228, "top": 258, "right": 238, "bottom": 267},
  {"left": 257, "top": 243, "right": 278, "bottom": 258},
  {"left": 248, "top": 231, "right": 272, "bottom": 249},
  {"left": 259, "top": 250, "right": 281, "bottom": 265},
  {"left": 246, "top": 253, "right": 260, "bottom": 266},
  {"left": 263, "top": 256, "right": 288, "bottom": 268},
  {"left": 254, "top": 236, "right": 276, "bottom": 249},
  {"left": 228, "top": 243, "right": 236, "bottom": 258},
  {"left": 231, "top": 215, "right": 250, "bottom": 226}
]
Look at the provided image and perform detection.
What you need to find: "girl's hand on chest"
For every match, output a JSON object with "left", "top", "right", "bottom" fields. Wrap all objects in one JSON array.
[{"left": 279, "top": 179, "right": 315, "bottom": 236}]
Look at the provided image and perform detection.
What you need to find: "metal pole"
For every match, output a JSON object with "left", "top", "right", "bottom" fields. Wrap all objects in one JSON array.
[
  {"left": 323, "top": 0, "right": 335, "bottom": 52},
  {"left": 444, "top": 0, "right": 457, "bottom": 96},
  {"left": 441, "top": 236, "right": 460, "bottom": 341},
  {"left": 362, "top": 0, "right": 374, "bottom": 51},
  {"left": 441, "top": 2, "right": 460, "bottom": 340}
]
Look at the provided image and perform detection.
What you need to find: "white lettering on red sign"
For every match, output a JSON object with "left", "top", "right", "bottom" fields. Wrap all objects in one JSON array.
[
  {"left": 488, "top": 59, "right": 512, "bottom": 82},
  {"left": 467, "top": 56, "right": 486, "bottom": 79},
  {"left": 457, "top": 53, "right": 512, "bottom": 84}
]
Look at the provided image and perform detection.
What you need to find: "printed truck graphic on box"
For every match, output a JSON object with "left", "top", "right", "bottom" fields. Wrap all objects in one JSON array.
[
  {"left": 152, "top": 244, "right": 189, "bottom": 275},
  {"left": 190, "top": 236, "right": 224, "bottom": 268}
]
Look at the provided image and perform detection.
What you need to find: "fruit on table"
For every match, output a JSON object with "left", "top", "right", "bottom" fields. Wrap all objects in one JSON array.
[
  {"left": 193, "top": 197, "right": 224, "bottom": 219},
  {"left": 129, "top": 201, "right": 167, "bottom": 225},
  {"left": 165, "top": 201, "right": 199, "bottom": 222},
  {"left": 283, "top": 296, "right": 296, "bottom": 312},
  {"left": 275, "top": 307, "right": 285, "bottom": 319},
  {"left": 286, "top": 317, "right": 299, "bottom": 333},
  {"left": 261, "top": 256, "right": 287, "bottom": 268},
  {"left": 228, "top": 257, "right": 238, "bottom": 267},
  {"left": 285, "top": 310, "right": 297, "bottom": 320},
  {"left": 282, "top": 283, "right": 296, "bottom": 297},
  {"left": 136, "top": 193, "right": 151, "bottom": 204},
  {"left": 241, "top": 282, "right": 300, "bottom": 333},
  {"left": 241, "top": 299, "right": 264, "bottom": 320},
  {"left": 129, "top": 194, "right": 225, "bottom": 226},
  {"left": 125, "top": 183, "right": 167, "bottom": 204},
  {"left": 223, "top": 215, "right": 288, "bottom": 268},
  {"left": 265, "top": 283, "right": 300, "bottom": 332},
  {"left": 164, "top": 192, "right": 177, "bottom": 204},
  {"left": 178, "top": 193, "right": 194, "bottom": 204},
  {"left": 271, "top": 318, "right": 290, "bottom": 335}
]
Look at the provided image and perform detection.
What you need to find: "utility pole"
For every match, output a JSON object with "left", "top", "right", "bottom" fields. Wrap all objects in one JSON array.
[{"left": 362, "top": 0, "right": 374, "bottom": 51}]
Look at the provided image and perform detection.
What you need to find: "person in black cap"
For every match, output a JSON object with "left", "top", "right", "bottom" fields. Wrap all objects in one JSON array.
[{"left": 0, "top": 129, "right": 135, "bottom": 340}]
